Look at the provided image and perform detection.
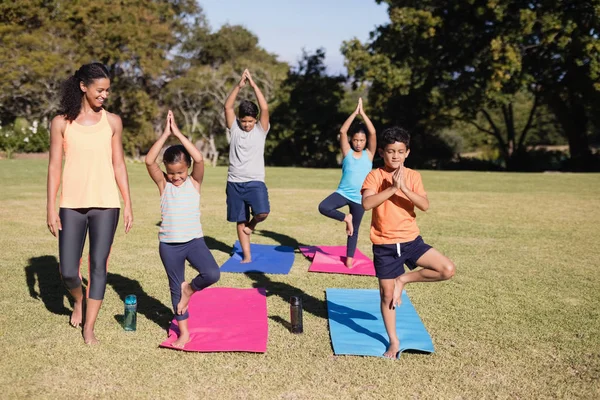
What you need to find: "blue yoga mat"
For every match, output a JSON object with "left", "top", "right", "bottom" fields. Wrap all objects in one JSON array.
[
  {"left": 219, "top": 241, "right": 295, "bottom": 274},
  {"left": 326, "top": 288, "right": 434, "bottom": 358}
]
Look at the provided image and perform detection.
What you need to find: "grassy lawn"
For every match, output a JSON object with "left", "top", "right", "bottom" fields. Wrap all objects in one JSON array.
[{"left": 1, "top": 159, "right": 599, "bottom": 399}]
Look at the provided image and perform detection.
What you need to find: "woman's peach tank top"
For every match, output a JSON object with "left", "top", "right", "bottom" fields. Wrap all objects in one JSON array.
[{"left": 60, "top": 109, "right": 121, "bottom": 208}]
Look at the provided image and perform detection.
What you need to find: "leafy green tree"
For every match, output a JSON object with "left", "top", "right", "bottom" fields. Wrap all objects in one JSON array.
[
  {"left": 0, "top": 0, "right": 205, "bottom": 157},
  {"left": 343, "top": 0, "right": 600, "bottom": 170},
  {"left": 268, "top": 49, "right": 346, "bottom": 167},
  {"left": 165, "top": 24, "right": 288, "bottom": 164}
]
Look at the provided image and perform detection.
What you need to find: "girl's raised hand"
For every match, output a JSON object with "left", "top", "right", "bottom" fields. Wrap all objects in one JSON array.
[
  {"left": 358, "top": 97, "right": 364, "bottom": 115},
  {"left": 169, "top": 110, "right": 183, "bottom": 138},
  {"left": 162, "top": 112, "right": 172, "bottom": 137}
]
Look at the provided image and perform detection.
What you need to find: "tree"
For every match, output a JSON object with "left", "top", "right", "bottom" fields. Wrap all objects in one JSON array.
[
  {"left": 268, "top": 49, "right": 346, "bottom": 167},
  {"left": 164, "top": 24, "right": 288, "bottom": 164},
  {"left": 0, "top": 0, "right": 206, "bottom": 157},
  {"left": 342, "top": 0, "right": 600, "bottom": 170}
]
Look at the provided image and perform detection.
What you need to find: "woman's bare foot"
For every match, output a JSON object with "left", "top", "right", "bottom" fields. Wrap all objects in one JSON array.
[
  {"left": 392, "top": 278, "right": 405, "bottom": 309},
  {"left": 383, "top": 338, "right": 400, "bottom": 359},
  {"left": 70, "top": 300, "right": 83, "bottom": 328},
  {"left": 172, "top": 332, "right": 191, "bottom": 349},
  {"left": 83, "top": 328, "right": 99, "bottom": 345},
  {"left": 177, "top": 282, "right": 195, "bottom": 315},
  {"left": 345, "top": 256, "right": 355, "bottom": 269},
  {"left": 343, "top": 214, "right": 353, "bottom": 236}
]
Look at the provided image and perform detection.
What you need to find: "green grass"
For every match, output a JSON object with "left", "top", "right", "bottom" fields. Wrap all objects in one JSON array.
[{"left": 1, "top": 159, "right": 599, "bottom": 399}]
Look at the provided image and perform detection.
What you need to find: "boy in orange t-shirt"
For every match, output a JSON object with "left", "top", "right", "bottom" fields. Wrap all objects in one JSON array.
[{"left": 361, "top": 126, "right": 455, "bottom": 359}]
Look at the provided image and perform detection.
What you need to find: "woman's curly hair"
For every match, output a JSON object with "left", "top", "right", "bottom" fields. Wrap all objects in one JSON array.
[{"left": 59, "top": 63, "right": 110, "bottom": 121}]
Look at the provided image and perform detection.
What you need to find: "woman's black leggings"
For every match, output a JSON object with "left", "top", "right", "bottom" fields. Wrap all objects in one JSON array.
[
  {"left": 318, "top": 192, "right": 365, "bottom": 258},
  {"left": 58, "top": 208, "right": 119, "bottom": 300}
]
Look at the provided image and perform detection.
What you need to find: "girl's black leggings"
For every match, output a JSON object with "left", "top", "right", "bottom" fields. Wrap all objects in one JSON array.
[
  {"left": 318, "top": 192, "right": 365, "bottom": 258},
  {"left": 58, "top": 208, "right": 119, "bottom": 300}
]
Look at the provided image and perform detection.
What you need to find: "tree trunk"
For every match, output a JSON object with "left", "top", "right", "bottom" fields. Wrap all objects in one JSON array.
[{"left": 547, "top": 95, "right": 592, "bottom": 171}]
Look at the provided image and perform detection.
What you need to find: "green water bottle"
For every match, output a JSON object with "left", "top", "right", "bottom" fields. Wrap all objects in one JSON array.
[{"left": 123, "top": 294, "right": 137, "bottom": 331}]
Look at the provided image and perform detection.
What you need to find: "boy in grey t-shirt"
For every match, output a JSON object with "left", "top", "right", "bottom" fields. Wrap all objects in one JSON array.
[{"left": 224, "top": 69, "right": 271, "bottom": 263}]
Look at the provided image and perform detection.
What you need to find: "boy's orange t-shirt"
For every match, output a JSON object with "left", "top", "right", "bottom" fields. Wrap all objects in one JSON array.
[{"left": 361, "top": 167, "right": 426, "bottom": 244}]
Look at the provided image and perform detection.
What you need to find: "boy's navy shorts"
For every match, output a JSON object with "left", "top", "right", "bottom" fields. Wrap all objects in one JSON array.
[
  {"left": 373, "top": 236, "right": 432, "bottom": 279},
  {"left": 226, "top": 181, "right": 270, "bottom": 223}
]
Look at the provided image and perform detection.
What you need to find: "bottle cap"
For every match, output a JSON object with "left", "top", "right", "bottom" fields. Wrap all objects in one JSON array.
[
  {"left": 125, "top": 294, "right": 137, "bottom": 305},
  {"left": 290, "top": 296, "right": 301, "bottom": 306}
]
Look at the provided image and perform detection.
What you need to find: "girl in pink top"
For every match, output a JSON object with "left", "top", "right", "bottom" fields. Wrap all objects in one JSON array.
[{"left": 47, "top": 63, "right": 133, "bottom": 345}]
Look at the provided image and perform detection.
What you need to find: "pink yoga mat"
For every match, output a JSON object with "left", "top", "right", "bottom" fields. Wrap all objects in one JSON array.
[
  {"left": 159, "top": 287, "right": 268, "bottom": 352},
  {"left": 299, "top": 245, "right": 376, "bottom": 276}
]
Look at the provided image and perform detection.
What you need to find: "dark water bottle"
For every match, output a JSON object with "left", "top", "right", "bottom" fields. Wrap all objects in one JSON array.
[
  {"left": 290, "top": 296, "right": 303, "bottom": 334},
  {"left": 123, "top": 294, "right": 137, "bottom": 331}
]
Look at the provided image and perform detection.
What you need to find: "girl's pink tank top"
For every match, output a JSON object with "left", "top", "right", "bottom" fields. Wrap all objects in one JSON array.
[{"left": 60, "top": 109, "right": 121, "bottom": 208}]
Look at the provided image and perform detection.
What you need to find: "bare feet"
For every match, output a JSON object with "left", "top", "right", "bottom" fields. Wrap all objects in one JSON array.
[
  {"left": 70, "top": 300, "right": 83, "bottom": 328},
  {"left": 171, "top": 332, "right": 191, "bottom": 349},
  {"left": 345, "top": 256, "right": 355, "bottom": 269},
  {"left": 176, "top": 282, "right": 194, "bottom": 315},
  {"left": 343, "top": 214, "right": 353, "bottom": 236},
  {"left": 243, "top": 219, "right": 256, "bottom": 236},
  {"left": 391, "top": 278, "right": 405, "bottom": 309},
  {"left": 83, "top": 328, "right": 99, "bottom": 345},
  {"left": 383, "top": 339, "right": 400, "bottom": 359}
]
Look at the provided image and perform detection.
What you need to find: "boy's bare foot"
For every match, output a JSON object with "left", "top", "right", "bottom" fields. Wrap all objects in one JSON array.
[
  {"left": 83, "top": 328, "right": 99, "bottom": 345},
  {"left": 172, "top": 332, "right": 191, "bottom": 349},
  {"left": 176, "top": 282, "right": 194, "bottom": 315},
  {"left": 343, "top": 214, "right": 353, "bottom": 236},
  {"left": 345, "top": 256, "right": 355, "bottom": 269},
  {"left": 383, "top": 339, "right": 400, "bottom": 359},
  {"left": 240, "top": 256, "right": 252, "bottom": 264},
  {"left": 70, "top": 300, "right": 83, "bottom": 328},
  {"left": 243, "top": 219, "right": 257, "bottom": 235},
  {"left": 392, "top": 278, "right": 405, "bottom": 309}
]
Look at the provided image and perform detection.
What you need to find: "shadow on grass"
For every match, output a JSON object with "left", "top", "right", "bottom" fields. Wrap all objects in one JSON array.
[
  {"left": 24, "top": 255, "right": 71, "bottom": 316},
  {"left": 204, "top": 235, "right": 233, "bottom": 255},
  {"left": 255, "top": 229, "right": 305, "bottom": 251},
  {"left": 244, "top": 272, "right": 386, "bottom": 346},
  {"left": 106, "top": 272, "right": 172, "bottom": 331}
]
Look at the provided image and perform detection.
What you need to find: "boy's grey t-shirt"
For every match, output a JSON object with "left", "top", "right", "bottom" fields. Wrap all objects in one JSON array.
[{"left": 227, "top": 120, "right": 269, "bottom": 182}]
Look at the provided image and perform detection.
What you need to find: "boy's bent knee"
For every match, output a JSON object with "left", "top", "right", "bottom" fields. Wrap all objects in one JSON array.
[
  {"left": 441, "top": 261, "right": 456, "bottom": 280},
  {"left": 255, "top": 213, "right": 268, "bottom": 222}
]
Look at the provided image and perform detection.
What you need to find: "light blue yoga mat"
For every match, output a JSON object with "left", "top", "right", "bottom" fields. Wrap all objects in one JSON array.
[
  {"left": 220, "top": 241, "right": 295, "bottom": 274},
  {"left": 326, "top": 288, "right": 434, "bottom": 358}
]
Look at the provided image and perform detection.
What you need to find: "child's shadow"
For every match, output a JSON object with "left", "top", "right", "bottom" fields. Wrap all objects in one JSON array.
[
  {"left": 255, "top": 229, "right": 306, "bottom": 254},
  {"left": 24, "top": 255, "right": 72, "bottom": 316},
  {"left": 245, "top": 272, "right": 387, "bottom": 347},
  {"left": 106, "top": 272, "right": 173, "bottom": 331},
  {"left": 203, "top": 236, "right": 232, "bottom": 255}
]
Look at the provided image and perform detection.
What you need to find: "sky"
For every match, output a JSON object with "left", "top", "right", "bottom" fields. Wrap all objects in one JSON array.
[{"left": 198, "top": 0, "right": 390, "bottom": 75}]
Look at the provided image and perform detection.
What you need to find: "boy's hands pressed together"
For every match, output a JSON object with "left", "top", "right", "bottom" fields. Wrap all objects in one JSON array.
[
  {"left": 392, "top": 164, "right": 408, "bottom": 193},
  {"left": 238, "top": 69, "right": 248, "bottom": 88},
  {"left": 245, "top": 69, "right": 257, "bottom": 88}
]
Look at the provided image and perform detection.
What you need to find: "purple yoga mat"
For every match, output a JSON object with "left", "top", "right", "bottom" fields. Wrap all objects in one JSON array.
[
  {"left": 299, "top": 245, "right": 376, "bottom": 276},
  {"left": 159, "top": 287, "right": 268, "bottom": 352}
]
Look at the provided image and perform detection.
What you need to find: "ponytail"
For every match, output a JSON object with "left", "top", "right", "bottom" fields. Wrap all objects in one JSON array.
[{"left": 58, "top": 62, "right": 110, "bottom": 121}]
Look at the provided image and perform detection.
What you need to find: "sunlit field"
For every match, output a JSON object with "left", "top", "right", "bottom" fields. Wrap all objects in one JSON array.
[{"left": 1, "top": 159, "right": 599, "bottom": 399}]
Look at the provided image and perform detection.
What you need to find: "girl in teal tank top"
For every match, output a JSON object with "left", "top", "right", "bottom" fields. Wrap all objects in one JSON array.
[{"left": 318, "top": 98, "right": 377, "bottom": 268}]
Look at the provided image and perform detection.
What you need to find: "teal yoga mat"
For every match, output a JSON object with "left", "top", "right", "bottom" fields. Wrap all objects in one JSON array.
[{"left": 326, "top": 288, "right": 434, "bottom": 358}]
